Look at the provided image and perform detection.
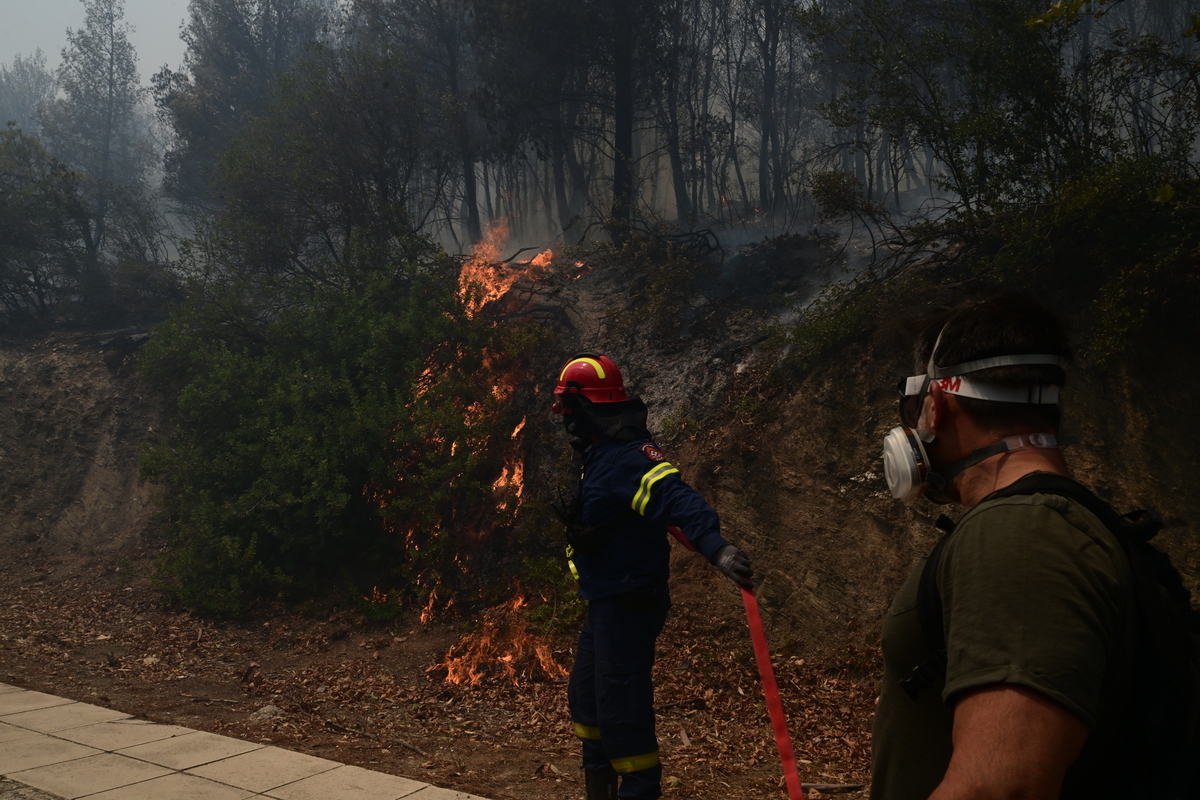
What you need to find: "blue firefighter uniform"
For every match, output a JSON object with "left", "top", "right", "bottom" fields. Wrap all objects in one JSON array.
[{"left": 567, "top": 435, "right": 730, "bottom": 799}]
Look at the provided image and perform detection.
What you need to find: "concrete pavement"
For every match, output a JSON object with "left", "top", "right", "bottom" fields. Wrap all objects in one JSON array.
[{"left": 0, "top": 683, "right": 488, "bottom": 800}]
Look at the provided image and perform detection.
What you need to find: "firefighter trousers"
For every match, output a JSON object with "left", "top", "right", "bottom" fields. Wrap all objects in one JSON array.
[{"left": 569, "top": 583, "right": 671, "bottom": 800}]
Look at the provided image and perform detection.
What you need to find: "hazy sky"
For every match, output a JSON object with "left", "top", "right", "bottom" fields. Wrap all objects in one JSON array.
[{"left": 0, "top": 0, "right": 191, "bottom": 83}]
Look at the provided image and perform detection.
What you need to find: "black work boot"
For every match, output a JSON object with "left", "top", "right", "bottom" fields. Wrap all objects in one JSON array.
[{"left": 584, "top": 765, "right": 619, "bottom": 799}]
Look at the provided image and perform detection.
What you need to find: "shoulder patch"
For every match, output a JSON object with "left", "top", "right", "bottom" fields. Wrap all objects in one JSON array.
[{"left": 640, "top": 443, "right": 666, "bottom": 462}]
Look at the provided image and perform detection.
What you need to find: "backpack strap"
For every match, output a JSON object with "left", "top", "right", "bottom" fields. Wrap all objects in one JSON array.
[
  {"left": 898, "top": 515, "right": 956, "bottom": 701},
  {"left": 991, "top": 473, "right": 1126, "bottom": 533}
]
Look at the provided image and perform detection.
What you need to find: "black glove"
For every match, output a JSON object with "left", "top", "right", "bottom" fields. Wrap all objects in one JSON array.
[{"left": 711, "top": 544, "right": 753, "bottom": 588}]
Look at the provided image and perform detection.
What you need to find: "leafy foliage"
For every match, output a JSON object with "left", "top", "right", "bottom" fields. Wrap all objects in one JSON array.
[
  {"left": 0, "top": 128, "right": 84, "bottom": 325},
  {"left": 775, "top": 156, "right": 1199, "bottom": 391},
  {"left": 40, "top": 0, "right": 152, "bottom": 189},
  {"left": 21, "top": 0, "right": 171, "bottom": 324},
  {"left": 519, "top": 555, "right": 586, "bottom": 636},
  {"left": 153, "top": 0, "right": 333, "bottom": 209},
  {"left": 140, "top": 247, "right": 526, "bottom": 615},
  {"left": 589, "top": 225, "right": 715, "bottom": 337},
  {"left": 797, "top": 0, "right": 1200, "bottom": 229},
  {"left": 979, "top": 158, "right": 1200, "bottom": 361},
  {"left": 140, "top": 51, "right": 535, "bottom": 615},
  {"left": 775, "top": 272, "right": 880, "bottom": 380},
  {"left": 0, "top": 51, "right": 56, "bottom": 135}
]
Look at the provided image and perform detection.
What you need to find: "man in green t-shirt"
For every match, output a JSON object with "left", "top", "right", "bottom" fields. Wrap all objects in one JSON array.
[{"left": 872, "top": 294, "right": 1137, "bottom": 800}]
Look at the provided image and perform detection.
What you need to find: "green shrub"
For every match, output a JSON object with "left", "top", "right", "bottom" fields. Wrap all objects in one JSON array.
[
  {"left": 140, "top": 256, "right": 530, "bottom": 615},
  {"left": 520, "top": 555, "right": 586, "bottom": 637},
  {"left": 979, "top": 158, "right": 1200, "bottom": 361},
  {"left": 777, "top": 275, "right": 880, "bottom": 381},
  {"left": 659, "top": 403, "right": 699, "bottom": 441},
  {"left": 587, "top": 224, "right": 713, "bottom": 336}
]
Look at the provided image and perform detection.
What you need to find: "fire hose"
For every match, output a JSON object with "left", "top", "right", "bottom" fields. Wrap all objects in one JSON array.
[
  {"left": 741, "top": 585, "right": 806, "bottom": 800},
  {"left": 667, "top": 528, "right": 805, "bottom": 799}
]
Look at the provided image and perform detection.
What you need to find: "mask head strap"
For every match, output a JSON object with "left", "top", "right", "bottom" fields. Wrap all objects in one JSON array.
[
  {"left": 928, "top": 433, "right": 1079, "bottom": 492},
  {"left": 898, "top": 321, "right": 1068, "bottom": 427}
]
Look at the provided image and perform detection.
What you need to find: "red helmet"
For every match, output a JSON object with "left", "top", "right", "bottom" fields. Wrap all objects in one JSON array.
[{"left": 553, "top": 354, "right": 629, "bottom": 404}]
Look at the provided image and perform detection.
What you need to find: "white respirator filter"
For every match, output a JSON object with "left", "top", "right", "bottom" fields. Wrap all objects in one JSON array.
[{"left": 882, "top": 426, "right": 932, "bottom": 502}]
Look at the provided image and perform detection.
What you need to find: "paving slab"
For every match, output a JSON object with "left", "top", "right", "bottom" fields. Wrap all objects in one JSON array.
[
  {"left": 0, "top": 721, "right": 39, "bottom": 745},
  {"left": 82, "top": 772, "right": 259, "bottom": 800},
  {"left": 0, "top": 735, "right": 100, "bottom": 774},
  {"left": 53, "top": 718, "right": 194, "bottom": 751},
  {"left": 187, "top": 746, "right": 339, "bottom": 794},
  {"left": 116, "top": 730, "right": 264, "bottom": 770},
  {"left": 264, "top": 764, "right": 428, "bottom": 800},
  {"left": 1, "top": 701, "right": 131, "bottom": 733},
  {"left": 7, "top": 753, "right": 173, "bottom": 799},
  {"left": 0, "top": 690, "right": 74, "bottom": 717},
  {"left": 0, "top": 685, "right": 495, "bottom": 800}
]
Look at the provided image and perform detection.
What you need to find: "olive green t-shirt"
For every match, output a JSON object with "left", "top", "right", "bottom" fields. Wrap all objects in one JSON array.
[{"left": 871, "top": 491, "right": 1136, "bottom": 800}]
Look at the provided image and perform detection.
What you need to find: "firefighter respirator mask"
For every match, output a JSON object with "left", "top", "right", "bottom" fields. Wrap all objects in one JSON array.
[
  {"left": 882, "top": 332, "right": 1070, "bottom": 503},
  {"left": 553, "top": 394, "right": 594, "bottom": 439}
]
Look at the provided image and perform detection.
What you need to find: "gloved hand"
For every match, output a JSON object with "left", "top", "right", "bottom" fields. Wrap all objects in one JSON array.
[{"left": 711, "top": 544, "right": 753, "bottom": 588}]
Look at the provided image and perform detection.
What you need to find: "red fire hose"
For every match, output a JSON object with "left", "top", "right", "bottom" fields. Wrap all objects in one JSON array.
[
  {"left": 667, "top": 528, "right": 806, "bottom": 799},
  {"left": 741, "top": 585, "right": 807, "bottom": 800}
]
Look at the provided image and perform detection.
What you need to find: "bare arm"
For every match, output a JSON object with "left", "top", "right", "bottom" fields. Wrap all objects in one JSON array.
[{"left": 928, "top": 685, "right": 1089, "bottom": 800}]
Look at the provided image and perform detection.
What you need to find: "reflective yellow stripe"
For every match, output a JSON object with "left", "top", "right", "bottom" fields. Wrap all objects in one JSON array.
[
  {"left": 631, "top": 463, "right": 679, "bottom": 515},
  {"left": 560, "top": 358, "right": 606, "bottom": 381},
  {"left": 573, "top": 722, "right": 602, "bottom": 740},
  {"left": 611, "top": 750, "right": 660, "bottom": 773},
  {"left": 565, "top": 545, "right": 579, "bottom": 580}
]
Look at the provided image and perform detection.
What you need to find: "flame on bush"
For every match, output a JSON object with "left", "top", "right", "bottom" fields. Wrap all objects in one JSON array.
[
  {"left": 370, "top": 221, "right": 545, "bottom": 607},
  {"left": 431, "top": 591, "right": 568, "bottom": 686}
]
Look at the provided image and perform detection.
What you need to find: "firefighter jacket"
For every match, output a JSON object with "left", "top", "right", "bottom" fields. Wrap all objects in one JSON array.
[{"left": 571, "top": 436, "right": 728, "bottom": 601}]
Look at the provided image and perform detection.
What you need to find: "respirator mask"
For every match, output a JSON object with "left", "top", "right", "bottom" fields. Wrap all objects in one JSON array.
[
  {"left": 553, "top": 394, "right": 651, "bottom": 444},
  {"left": 882, "top": 328, "right": 1071, "bottom": 503},
  {"left": 553, "top": 394, "right": 599, "bottom": 440}
]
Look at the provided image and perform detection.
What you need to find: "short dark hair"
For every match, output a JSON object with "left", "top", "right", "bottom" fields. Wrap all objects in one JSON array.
[{"left": 912, "top": 293, "right": 1072, "bottom": 433}]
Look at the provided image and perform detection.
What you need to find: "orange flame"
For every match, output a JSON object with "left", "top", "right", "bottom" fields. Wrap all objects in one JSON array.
[
  {"left": 457, "top": 223, "right": 564, "bottom": 317},
  {"left": 432, "top": 591, "right": 568, "bottom": 686},
  {"left": 420, "top": 589, "right": 439, "bottom": 626},
  {"left": 492, "top": 459, "right": 525, "bottom": 499},
  {"left": 458, "top": 219, "right": 520, "bottom": 318}
]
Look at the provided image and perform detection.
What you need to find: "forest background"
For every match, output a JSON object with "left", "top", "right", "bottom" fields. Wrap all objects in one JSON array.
[{"left": 0, "top": 0, "right": 1198, "bottom": 619}]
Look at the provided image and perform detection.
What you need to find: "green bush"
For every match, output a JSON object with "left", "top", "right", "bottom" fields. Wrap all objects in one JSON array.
[
  {"left": 776, "top": 275, "right": 880, "bottom": 381},
  {"left": 137, "top": 47, "right": 544, "bottom": 616},
  {"left": 520, "top": 555, "right": 586, "bottom": 637},
  {"left": 588, "top": 225, "right": 713, "bottom": 336},
  {"left": 979, "top": 158, "right": 1200, "bottom": 361},
  {"left": 140, "top": 262, "right": 523, "bottom": 614}
]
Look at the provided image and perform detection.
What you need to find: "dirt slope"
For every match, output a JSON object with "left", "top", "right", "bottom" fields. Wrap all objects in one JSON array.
[
  {"left": 1, "top": 240, "right": 1197, "bottom": 800},
  {"left": 0, "top": 330, "right": 161, "bottom": 567},
  {"left": 665, "top": 270, "right": 1200, "bottom": 658}
]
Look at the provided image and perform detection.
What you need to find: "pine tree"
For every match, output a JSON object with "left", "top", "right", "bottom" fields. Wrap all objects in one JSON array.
[{"left": 37, "top": 0, "right": 157, "bottom": 307}]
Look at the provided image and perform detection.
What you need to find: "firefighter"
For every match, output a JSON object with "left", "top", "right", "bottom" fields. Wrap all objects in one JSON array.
[{"left": 551, "top": 353, "right": 753, "bottom": 800}]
